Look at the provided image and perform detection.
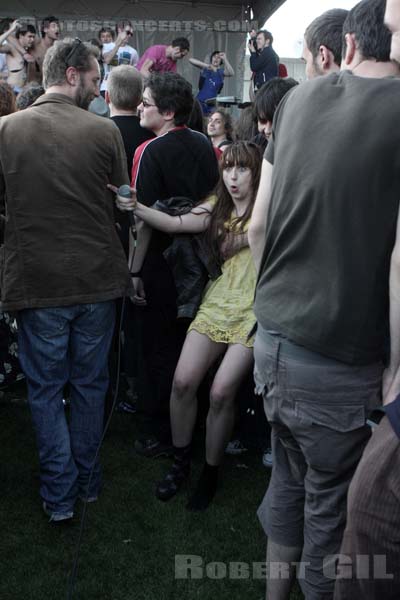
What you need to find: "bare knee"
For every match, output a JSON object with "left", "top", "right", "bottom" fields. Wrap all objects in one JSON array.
[
  {"left": 209, "top": 385, "right": 234, "bottom": 415},
  {"left": 172, "top": 371, "right": 196, "bottom": 399}
]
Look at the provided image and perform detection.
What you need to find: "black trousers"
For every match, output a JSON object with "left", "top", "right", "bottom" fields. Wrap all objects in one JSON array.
[{"left": 136, "top": 259, "right": 180, "bottom": 442}]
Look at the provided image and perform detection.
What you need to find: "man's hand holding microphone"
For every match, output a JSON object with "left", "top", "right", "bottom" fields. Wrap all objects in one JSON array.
[{"left": 108, "top": 183, "right": 146, "bottom": 306}]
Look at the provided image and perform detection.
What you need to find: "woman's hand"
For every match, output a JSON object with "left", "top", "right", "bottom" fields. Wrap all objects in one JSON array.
[
  {"left": 107, "top": 184, "right": 137, "bottom": 212},
  {"left": 221, "top": 231, "right": 249, "bottom": 261}
]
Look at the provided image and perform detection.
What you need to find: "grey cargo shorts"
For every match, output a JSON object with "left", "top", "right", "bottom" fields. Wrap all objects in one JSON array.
[{"left": 254, "top": 326, "right": 383, "bottom": 599}]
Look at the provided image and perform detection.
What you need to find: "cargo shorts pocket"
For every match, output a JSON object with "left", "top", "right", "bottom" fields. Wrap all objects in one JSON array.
[{"left": 294, "top": 392, "right": 366, "bottom": 432}]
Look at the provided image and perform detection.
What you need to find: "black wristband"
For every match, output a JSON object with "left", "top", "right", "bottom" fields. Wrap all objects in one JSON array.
[{"left": 130, "top": 270, "right": 142, "bottom": 277}]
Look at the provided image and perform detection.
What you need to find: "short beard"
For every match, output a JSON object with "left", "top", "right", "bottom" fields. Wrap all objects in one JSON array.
[{"left": 75, "top": 79, "right": 92, "bottom": 111}]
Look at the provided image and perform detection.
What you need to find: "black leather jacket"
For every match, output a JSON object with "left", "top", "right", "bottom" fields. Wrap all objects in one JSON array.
[{"left": 153, "top": 197, "right": 221, "bottom": 320}]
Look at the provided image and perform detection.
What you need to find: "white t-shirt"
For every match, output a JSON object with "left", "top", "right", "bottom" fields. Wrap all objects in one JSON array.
[{"left": 101, "top": 43, "right": 139, "bottom": 92}]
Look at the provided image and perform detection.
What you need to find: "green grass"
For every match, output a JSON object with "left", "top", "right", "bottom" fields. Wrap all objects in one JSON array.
[{"left": 0, "top": 383, "right": 304, "bottom": 600}]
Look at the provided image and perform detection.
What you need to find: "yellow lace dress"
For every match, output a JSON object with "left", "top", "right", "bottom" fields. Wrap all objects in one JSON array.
[{"left": 188, "top": 218, "right": 256, "bottom": 348}]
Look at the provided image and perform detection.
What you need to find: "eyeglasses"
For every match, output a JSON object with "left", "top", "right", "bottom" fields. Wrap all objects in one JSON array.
[
  {"left": 141, "top": 99, "right": 156, "bottom": 108},
  {"left": 65, "top": 38, "right": 82, "bottom": 66},
  {"left": 125, "top": 30, "right": 133, "bottom": 36}
]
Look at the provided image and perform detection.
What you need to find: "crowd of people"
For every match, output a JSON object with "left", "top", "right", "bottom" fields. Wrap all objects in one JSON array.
[{"left": 1, "top": 0, "right": 400, "bottom": 598}]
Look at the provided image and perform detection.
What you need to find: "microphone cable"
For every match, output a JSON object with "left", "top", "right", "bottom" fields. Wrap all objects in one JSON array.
[{"left": 66, "top": 208, "right": 137, "bottom": 600}]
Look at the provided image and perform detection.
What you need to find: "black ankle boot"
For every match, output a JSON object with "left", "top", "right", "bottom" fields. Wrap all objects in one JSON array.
[
  {"left": 186, "top": 462, "right": 219, "bottom": 511},
  {"left": 155, "top": 445, "right": 191, "bottom": 502}
]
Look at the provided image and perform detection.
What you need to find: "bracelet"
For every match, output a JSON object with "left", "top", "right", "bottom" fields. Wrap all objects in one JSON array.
[{"left": 130, "top": 270, "right": 142, "bottom": 277}]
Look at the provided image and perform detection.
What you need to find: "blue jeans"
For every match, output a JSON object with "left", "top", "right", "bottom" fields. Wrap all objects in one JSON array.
[{"left": 17, "top": 302, "right": 116, "bottom": 515}]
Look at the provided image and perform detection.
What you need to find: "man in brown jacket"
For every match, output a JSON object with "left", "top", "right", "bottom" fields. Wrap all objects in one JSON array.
[{"left": 0, "top": 39, "right": 131, "bottom": 522}]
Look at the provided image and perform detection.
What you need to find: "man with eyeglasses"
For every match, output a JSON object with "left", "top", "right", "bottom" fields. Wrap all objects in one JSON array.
[
  {"left": 0, "top": 39, "right": 131, "bottom": 523},
  {"left": 100, "top": 19, "right": 138, "bottom": 96},
  {"left": 116, "top": 72, "right": 218, "bottom": 459}
]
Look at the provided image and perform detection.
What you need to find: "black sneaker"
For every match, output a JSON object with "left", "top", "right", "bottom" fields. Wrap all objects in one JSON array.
[
  {"left": 116, "top": 400, "right": 137, "bottom": 414},
  {"left": 134, "top": 436, "right": 173, "bottom": 458}
]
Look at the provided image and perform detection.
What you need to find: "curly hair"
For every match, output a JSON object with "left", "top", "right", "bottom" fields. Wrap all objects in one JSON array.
[
  {"left": 171, "top": 37, "right": 190, "bottom": 51},
  {"left": 0, "top": 82, "right": 16, "bottom": 116},
  {"left": 210, "top": 108, "right": 234, "bottom": 142},
  {"left": 16, "top": 84, "right": 45, "bottom": 110},
  {"left": 146, "top": 72, "right": 193, "bottom": 126}
]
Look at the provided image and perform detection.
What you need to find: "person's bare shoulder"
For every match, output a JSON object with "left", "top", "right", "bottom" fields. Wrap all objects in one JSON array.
[{"left": 30, "top": 40, "right": 46, "bottom": 63}]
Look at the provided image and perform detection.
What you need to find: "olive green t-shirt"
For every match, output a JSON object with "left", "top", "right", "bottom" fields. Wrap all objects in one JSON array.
[{"left": 254, "top": 71, "right": 400, "bottom": 365}]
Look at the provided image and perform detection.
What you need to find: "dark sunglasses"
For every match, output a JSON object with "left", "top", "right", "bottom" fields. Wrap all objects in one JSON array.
[
  {"left": 65, "top": 38, "right": 83, "bottom": 66},
  {"left": 125, "top": 29, "right": 133, "bottom": 36}
]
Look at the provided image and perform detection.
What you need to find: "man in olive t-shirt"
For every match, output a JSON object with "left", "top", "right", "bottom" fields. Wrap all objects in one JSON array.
[{"left": 248, "top": 0, "right": 400, "bottom": 598}]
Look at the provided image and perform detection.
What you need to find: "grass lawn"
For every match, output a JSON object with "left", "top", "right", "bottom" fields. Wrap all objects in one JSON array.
[{"left": 0, "top": 382, "right": 304, "bottom": 600}]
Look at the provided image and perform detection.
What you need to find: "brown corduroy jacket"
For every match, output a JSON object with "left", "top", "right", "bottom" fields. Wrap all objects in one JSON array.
[{"left": 0, "top": 93, "right": 132, "bottom": 311}]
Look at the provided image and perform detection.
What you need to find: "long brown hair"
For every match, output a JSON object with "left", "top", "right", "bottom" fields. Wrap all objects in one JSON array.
[{"left": 205, "top": 141, "right": 262, "bottom": 266}]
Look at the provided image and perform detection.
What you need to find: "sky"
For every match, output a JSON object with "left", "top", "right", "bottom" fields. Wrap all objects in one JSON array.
[{"left": 263, "top": 0, "right": 357, "bottom": 58}]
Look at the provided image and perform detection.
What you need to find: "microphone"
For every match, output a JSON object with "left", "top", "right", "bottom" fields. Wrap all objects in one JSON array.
[{"left": 118, "top": 184, "right": 136, "bottom": 240}]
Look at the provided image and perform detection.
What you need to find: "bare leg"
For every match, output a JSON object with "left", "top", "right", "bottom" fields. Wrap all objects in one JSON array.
[
  {"left": 265, "top": 541, "right": 301, "bottom": 600},
  {"left": 170, "top": 330, "right": 225, "bottom": 447},
  {"left": 156, "top": 331, "right": 225, "bottom": 502},
  {"left": 186, "top": 344, "right": 253, "bottom": 511},
  {"left": 206, "top": 343, "right": 254, "bottom": 465}
]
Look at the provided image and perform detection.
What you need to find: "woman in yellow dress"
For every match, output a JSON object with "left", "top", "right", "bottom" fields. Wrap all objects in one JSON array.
[{"left": 116, "top": 141, "right": 262, "bottom": 510}]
